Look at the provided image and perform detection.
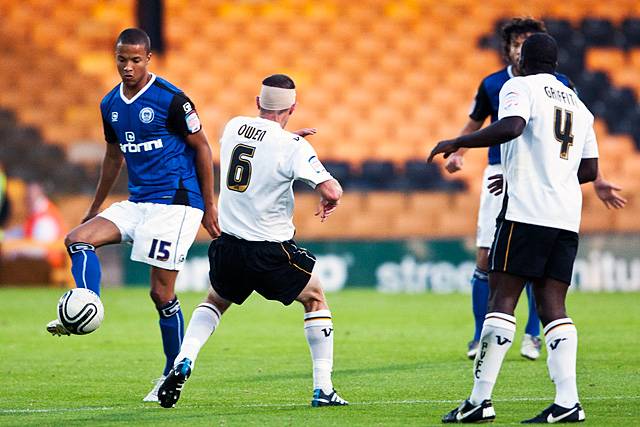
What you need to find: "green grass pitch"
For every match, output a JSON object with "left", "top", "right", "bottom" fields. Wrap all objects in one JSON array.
[{"left": 0, "top": 288, "right": 638, "bottom": 426}]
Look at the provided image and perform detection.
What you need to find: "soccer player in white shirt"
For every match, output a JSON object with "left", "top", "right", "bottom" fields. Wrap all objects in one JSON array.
[
  {"left": 430, "top": 34, "right": 594, "bottom": 423},
  {"left": 157, "top": 74, "right": 347, "bottom": 408}
]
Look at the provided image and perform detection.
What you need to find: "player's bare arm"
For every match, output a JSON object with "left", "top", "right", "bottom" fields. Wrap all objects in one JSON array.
[
  {"left": 593, "top": 171, "right": 627, "bottom": 209},
  {"left": 184, "top": 130, "right": 220, "bottom": 238},
  {"left": 444, "top": 118, "right": 483, "bottom": 173},
  {"left": 84, "top": 142, "right": 124, "bottom": 223},
  {"left": 315, "top": 179, "right": 343, "bottom": 222},
  {"left": 577, "top": 158, "right": 598, "bottom": 184},
  {"left": 428, "top": 116, "right": 525, "bottom": 163}
]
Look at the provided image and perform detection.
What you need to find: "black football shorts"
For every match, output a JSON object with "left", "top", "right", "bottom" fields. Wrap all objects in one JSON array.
[
  {"left": 489, "top": 219, "right": 579, "bottom": 285},
  {"left": 208, "top": 233, "right": 316, "bottom": 305}
]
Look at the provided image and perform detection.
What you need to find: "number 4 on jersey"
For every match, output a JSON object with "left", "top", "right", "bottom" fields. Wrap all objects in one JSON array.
[
  {"left": 227, "top": 144, "right": 256, "bottom": 192},
  {"left": 554, "top": 107, "right": 574, "bottom": 160}
]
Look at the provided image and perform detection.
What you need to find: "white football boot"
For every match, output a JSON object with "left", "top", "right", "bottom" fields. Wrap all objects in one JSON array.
[
  {"left": 143, "top": 376, "right": 166, "bottom": 402},
  {"left": 520, "top": 334, "right": 542, "bottom": 360},
  {"left": 46, "top": 319, "right": 70, "bottom": 336}
]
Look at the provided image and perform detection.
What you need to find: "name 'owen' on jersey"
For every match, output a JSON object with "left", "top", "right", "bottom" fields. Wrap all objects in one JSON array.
[
  {"left": 218, "top": 116, "right": 333, "bottom": 242},
  {"left": 100, "top": 73, "right": 204, "bottom": 210}
]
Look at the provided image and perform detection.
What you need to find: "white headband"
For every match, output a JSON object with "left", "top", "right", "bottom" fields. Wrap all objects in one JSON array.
[{"left": 259, "top": 85, "right": 296, "bottom": 111}]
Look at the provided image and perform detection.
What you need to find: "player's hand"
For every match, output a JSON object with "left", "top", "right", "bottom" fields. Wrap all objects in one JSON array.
[
  {"left": 315, "top": 198, "right": 338, "bottom": 223},
  {"left": 202, "top": 206, "right": 221, "bottom": 238},
  {"left": 444, "top": 152, "right": 464, "bottom": 174},
  {"left": 593, "top": 178, "right": 627, "bottom": 209},
  {"left": 427, "top": 139, "right": 460, "bottom": 163},
  {"left": 81, "top": 209, "right": 100, "bottom": 224},
  {"left": 293, "top": 128, "right": 317, "bottom": 138},
  {"left": 488, "top": 174, "right": 504, "bottom": 196}
]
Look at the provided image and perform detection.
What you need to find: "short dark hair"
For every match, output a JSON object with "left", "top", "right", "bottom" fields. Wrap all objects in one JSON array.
[
  {"left": 116, "top": 28, "right": 151, "bottom": 53},
  {"left": 262, "top": 74, "right": 295, "bottom": 89},
  {"left": 500, "top": 17, "right": 546, "bottom": 61},
  {"left": 521, "top": 33, "right": 558, "bottom": 73}
]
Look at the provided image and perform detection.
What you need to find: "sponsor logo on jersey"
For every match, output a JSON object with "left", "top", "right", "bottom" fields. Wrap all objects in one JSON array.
[
  {"left": 139, "top": 107, "right": 155, "bottom": 123},
  {"left": 183, "top": 102, "right": 193, "bottom": 113},
  {"left": 120, "top": 138, "right": 163, "bottom": 153},
  {"left": 186, "top": 110, "right": 201, "bottom": 133},
  {"left": 308, "top": 156, "right": 326, "bottom": 173},
  {"left": 125, "top": 131, "right": 135, "bottom": 142},
  {"left": 111, "top": 112, "right": 119, "bottom": 122}
]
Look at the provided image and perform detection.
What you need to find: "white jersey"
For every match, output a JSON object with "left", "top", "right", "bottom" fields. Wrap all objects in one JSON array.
[
  {"left": 218, "top": 116, "right": 333, "bottom": 241},
  {"left": 498, "top": 73, "right": 599, "bottom": 233}
]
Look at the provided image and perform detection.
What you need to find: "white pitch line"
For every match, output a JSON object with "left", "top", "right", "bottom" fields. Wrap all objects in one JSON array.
[{"left": 1, "top": 395, "right": 638, "bottom": 414}]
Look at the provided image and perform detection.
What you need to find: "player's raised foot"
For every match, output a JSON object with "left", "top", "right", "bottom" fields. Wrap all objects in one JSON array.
[
  {"left": 142, "top": 375, "right": 166, "bottom": 402},
  {"left": 520, "top": 334, "right": 542, "bottom": 360},
  {"left": 521, "top": 402, "right": 585, "bottom": 424},
  {"left": 442, "top": 399, "right": 495, "bottom": 423},
  {"left": 467, "top": 340, "right": 479, "bottom": 360},
  {"left": 311, "top": 389, "right": 348, "bottom": 407},
  {"left": 46, "top": 319, "right": 70, "bottom": 336},
  {"left": 158, "top": 358, "right": 192, "bottom": 408}
]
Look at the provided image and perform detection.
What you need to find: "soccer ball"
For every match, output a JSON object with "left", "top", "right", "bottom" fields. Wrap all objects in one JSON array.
[{"left": 57, "top": 288, "right": 104, "bottom": 335}]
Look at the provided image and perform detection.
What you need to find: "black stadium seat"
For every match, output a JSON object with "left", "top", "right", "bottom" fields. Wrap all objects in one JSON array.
[
  {"left": 622, "top": 18, "right": 640, "bottom": 46},
  {"left": 580, "top": 18, "right": 620, "bottom": 47}
]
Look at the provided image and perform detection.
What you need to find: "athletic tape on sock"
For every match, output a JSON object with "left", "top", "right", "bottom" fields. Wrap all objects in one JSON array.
[
  {"left": 159, "top": 298, "right": 181, "bottom": 318},
  {"left": 67, "top": 242, "right": 95, "bottom": 254}
]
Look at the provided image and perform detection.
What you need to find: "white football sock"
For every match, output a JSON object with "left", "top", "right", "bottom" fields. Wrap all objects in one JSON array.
[
  {"left": 469, "top": 312, "right": 516, "bottom": 405},
  {"left": 544, "top": 318, "right": 579, "bottom": 408},
  {"left": 175, "top": 303, "right": 221, "bottom": 368},
  {"left": 304, "top": 310, "right": 334, "bottom": 394}
]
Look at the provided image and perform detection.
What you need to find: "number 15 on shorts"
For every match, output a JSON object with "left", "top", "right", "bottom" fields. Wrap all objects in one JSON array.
[{"left": 149, "top": 239, "right": 172, "bottom": 261}]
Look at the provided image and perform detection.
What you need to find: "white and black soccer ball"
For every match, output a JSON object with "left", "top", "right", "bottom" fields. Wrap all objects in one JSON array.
[{"left": 57, "top": 288, "right": 104, "bottom": 335}]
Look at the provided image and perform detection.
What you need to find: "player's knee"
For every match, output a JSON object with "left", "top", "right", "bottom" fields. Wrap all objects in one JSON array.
[
  {"left": 298, "top": 285, "right": 327, "bottom": 312},
  {"left": 149, "top": 287, "right": 173, "bottom": 306},
  {"left": 65, "top": 230, "right": 85, "bottom": 247},
  {"left": 204, "top": 290, "right": 231, "bottom": 314}
]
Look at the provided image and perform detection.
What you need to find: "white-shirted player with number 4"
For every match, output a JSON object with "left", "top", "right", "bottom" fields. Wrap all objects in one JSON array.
[
  {"left": 158, "top": 74, "right": 348, "bottom": 409},
  {"left": 430, "top": 34, "right": 597, "bottom": 423}
]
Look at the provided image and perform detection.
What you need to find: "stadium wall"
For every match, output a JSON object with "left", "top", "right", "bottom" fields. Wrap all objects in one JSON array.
[{"left": 121, "top": 235, "right": 640, "bottom": 293}]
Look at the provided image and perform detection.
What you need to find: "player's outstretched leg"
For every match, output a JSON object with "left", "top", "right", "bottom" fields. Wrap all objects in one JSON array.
[
  {"left": 296, "top": 275, "right": 347, "bottom": 407},
  {"left": 469, "top": 267, "right": 489, "bottom": 359},
  {"left": 47, "top": 218, "right": 119, "bottom": 337},
  {"left": 158, "top": 290, "right": 229, "bottom": 408},
  {"left": 521, "top": 283, "right": 542, "bottom": 360}
]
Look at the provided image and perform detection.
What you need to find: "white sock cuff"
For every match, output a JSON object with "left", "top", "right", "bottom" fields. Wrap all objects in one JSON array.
[
  {"left": 304, "top": 310, "right": 332, "bottom": 328},
  {"left": 484, "top": 312, "right": 516, "bottom": 331},
  {"left": 196, "top": 303, "right": 222, "bottom": 320},
  {"left": 544, "top": 318, "right": 575, "bottom": 337}
]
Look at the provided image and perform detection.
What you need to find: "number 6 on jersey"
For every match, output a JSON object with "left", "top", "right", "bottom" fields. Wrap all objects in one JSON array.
[{"left": 227, "top": 144, "right": 256, "bottom": 192}]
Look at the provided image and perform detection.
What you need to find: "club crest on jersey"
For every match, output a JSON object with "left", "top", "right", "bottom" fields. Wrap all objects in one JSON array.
[
  {"left": 139, "top": 107, "right": 155, "bottom": 124},
  {"left": 308, "top": 156, "right": 326, "bottom": 173},
  {"left": 111, "top": 112, "right": 118, "bottom": 122}
]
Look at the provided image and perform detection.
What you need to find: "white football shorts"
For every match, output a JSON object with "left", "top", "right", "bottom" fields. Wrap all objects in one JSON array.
[
  {"left": 476, "top": 163, "right": 505, "bottom": 248},
  {"left": 99, "top": 200, "right": 203, "bottom": 271}
]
